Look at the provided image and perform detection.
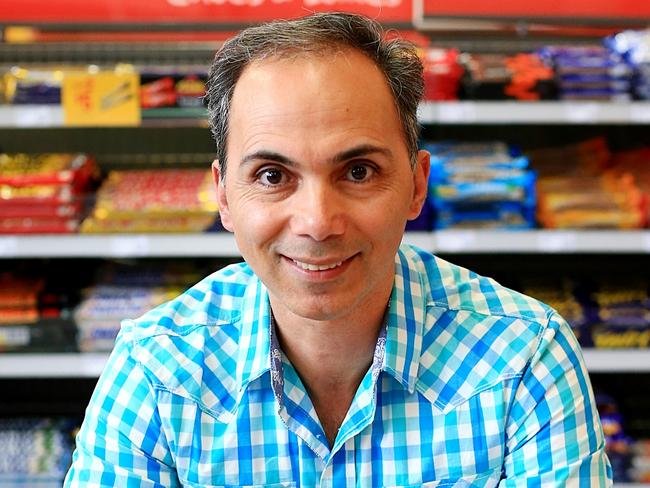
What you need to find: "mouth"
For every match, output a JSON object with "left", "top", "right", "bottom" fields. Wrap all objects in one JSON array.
[
  {"left": 281, "top": 253, "right": 357, "bottom": 277},
  {"left": 290, "top": 259, "right": 344, "bottom": 271}
]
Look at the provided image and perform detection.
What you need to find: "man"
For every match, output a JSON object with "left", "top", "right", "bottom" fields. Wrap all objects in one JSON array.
[{"left": 65, "top": 13, "right": 612, "bottom": 487}]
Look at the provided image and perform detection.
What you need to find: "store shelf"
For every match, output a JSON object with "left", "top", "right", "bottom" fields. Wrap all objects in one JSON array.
[
  {"left": 583, "top": 350, "right": 650, "bottom": 373},
  {"left": 0, "top": 105, "right": 207, "bottom": 128},
  {"left": 1, "top": 349, "right": 648, "bottom": 378},
  {"left": 0, "top": 353, "right": 109, "bottom": 378},
  {"left": 417, "top": 101, "right": 650, "bottom": 124},
  {"left": 6, "top": 102, "right": 650, "bottom": 128},
  {"left": 0, "top": 105, "right": 64, "bottom": 128},
  {"left": 0, "top": 233, "right": 240, "bottom": 258},
  {"left": 408, "top": 230, "right": 650, "bottom": 254},
  {"left": 2, "top": 231, "right": 649, "bottom": 258}
]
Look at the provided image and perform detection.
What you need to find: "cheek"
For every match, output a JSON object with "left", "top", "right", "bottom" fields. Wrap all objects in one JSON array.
[{"left": 232, "top": 203, "right": 284, "bottom": 248}]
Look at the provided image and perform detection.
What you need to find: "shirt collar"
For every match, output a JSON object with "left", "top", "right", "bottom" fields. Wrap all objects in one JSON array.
[
  {"left": 240, "top": 245, "right": 428, "bottom": 398},
  {"left": 382, "top": 245, "right": 427, "bottom": 394},
  {"left": 235, "top": 276, "right": 272, "bottom": 393}
]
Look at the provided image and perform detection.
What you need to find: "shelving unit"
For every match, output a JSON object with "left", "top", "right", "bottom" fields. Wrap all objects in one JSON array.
[
  {"left": 2, "top": 27, "right": 650, "bottom": 483},
  {"left": 5, "top": 101, "right": 650, "bottom": 128},
  {"left": 2, "top": 230, "right": 650, "bottom": 258},
  {"left": 2, "top": 349, "right": 649, "bottom": 378},
  {"left": 0, "top": 105, "right": 208, "bottom": 128},
  {"left": 417, "top": 101, "right": 650, "bottom": 124}
]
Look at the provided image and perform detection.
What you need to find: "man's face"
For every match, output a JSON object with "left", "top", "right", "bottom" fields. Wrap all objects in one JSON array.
[{"left": 214, "top": 48, "right": 429, "bottom": 323}]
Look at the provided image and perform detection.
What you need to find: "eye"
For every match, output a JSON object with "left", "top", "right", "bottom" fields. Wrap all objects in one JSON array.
[
  {"left": 257, "top": 167, "right": 285, "bottom": 186},
  {"left": 346, "top": 163, "right": 374, "bottom": 182}
]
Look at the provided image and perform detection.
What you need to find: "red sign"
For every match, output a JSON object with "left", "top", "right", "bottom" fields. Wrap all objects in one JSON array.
[
  {"left": 0, "top": 0, "right": 412, "bottom": 23},
  {"left": 422, "top": 0, "right": 650, "bottom": 19}
]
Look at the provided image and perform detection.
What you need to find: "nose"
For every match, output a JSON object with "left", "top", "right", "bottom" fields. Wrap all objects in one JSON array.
[{"left": 289, "top": 180, "right": 345, "bottom": 241}]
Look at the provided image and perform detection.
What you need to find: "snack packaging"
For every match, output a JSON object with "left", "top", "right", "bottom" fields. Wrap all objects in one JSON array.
[
  {"left": 420, "top": 48, "right": 463, "bottom": 101},
  {"left": 80, "top": 168, "right": 219, "bottom": 233},
  {"left": 539, "top": 45, "right": 632, "bottom": 100},
  {"left": 460, "top": 53, "right": 556, "bottom": 101},
  {"left": 424, "top": 141, "right": 536, "bottom": 229},
  {"left": 0, "top": 153, "right": 96, "bottom": 233}
]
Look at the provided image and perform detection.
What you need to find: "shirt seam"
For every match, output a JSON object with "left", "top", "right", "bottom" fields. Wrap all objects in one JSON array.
[
  {"left": 427, "top": 300, "right": 553, "bottom": 326},
  {"left": 125, "top": 318, "right": 241, "bottom": 344},
  {"left": 423, "top": 371, "right": 525, "bottom": 412}
]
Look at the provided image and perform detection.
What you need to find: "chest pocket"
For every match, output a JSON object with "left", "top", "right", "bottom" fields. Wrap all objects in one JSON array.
[
  {"left": 392, "top": 467, "right": 501, "bottom": 488},
  {"left": 182, "top": 483, "right": 296, "bottom": 488}
]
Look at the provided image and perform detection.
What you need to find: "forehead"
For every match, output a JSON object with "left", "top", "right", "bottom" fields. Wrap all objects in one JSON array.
[{"left": 226, "top": 49, "right": 406, "bottom": 158}]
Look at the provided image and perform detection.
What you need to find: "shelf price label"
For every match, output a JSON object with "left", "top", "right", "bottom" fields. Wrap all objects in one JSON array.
[
  {"left": 537, "top": 231, "right": 577, "bottom": 252},
  {"left": 562, "top": 103, "right": 599, "bottom": 123},
  {"left": 62, "top": 71, "right": 141, "bottom": 126},
  {"left": 435, "top": 230, "right": 477, "bottom": 252},
  {"left": 0, "top": 237, "right": 18, "bottom": 257},
  {"left": 110, "top": 236, "right": 150, "bottom": 257}
]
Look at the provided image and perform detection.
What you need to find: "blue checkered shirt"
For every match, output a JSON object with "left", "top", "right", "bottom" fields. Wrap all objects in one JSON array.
[{"left": 64, "top": 244, "right": 612, "bottom": 487}]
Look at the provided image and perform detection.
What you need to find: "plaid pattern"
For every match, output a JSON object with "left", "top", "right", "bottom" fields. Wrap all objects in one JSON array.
[{"left": 64, "top": 244, "right": 612, "bottom": 487}]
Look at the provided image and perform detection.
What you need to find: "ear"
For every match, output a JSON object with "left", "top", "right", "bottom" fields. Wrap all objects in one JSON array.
[
  {"left": 407, "top": 149, "right": 431, "bottom": 220},
  {"left": 212, "top": 160, "right": 234, "bottom": 232}
]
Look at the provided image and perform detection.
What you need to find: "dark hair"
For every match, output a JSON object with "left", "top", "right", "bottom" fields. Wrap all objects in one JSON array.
[{"left": 206, "top": 12, "right": 424, "bottom": 177}]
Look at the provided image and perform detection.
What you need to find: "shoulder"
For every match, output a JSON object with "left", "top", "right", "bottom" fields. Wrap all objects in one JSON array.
[
  {"left": 398, "top": 245, "right": 566, "bottom": 411},
  {"left": 114, "top": 261, "right": 263, "bottom": 419},
  {"left": 398, "top": 244, "right": 551, "bottom": 323},
  {"left": 122, "top": 261, "right": 256, "bottom": 340}
]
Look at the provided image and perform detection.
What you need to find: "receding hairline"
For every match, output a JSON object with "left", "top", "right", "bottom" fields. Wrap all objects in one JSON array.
[
  {"left": 226, "top": 43, "right": 409, "bottom": 166},
  {"left": 233, "top": 40, "right": 383, "bottom": 69}
]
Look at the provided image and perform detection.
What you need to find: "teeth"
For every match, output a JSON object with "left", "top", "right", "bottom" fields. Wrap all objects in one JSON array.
[{"left": 293, "top": 259, "right": 343, "bottom": 271}]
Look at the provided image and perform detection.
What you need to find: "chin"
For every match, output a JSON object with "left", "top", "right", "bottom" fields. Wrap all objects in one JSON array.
[{"left": 285, "top": 298, "right": 354, "bottom": 322}]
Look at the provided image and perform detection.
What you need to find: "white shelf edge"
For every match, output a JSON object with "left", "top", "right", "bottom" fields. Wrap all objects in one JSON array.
[
  {"left": 0, "top": 349, "right": 648, "bottom": 378},
  {"left": 0, "top": 233, "right": 241, "bottom": 258},
  {"left": 0, "top": 105, "right": 64, "bottom": 127},
  {"left": 1, "top": 230, "right": 649, "bottom": 258},
  {"left": 4, "top": 102, "right": 650, "bottom": 128},
  {"left": 582, "top": 349, "right": 650, "bottom": 373},
  {"left": 410, "top": 230, "right": 650, "bottom": 254},
  {"left": 417, "top": 101, "right": 650, "bottom": 124},
  {"left": 0, "top": 353, "right": 109, "bottom": 378}
]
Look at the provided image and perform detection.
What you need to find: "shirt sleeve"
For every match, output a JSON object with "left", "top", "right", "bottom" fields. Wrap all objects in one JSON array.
[
  {"left": 499, "top": 312, "right": 613, "bottom": 487},
  {"left": 63, "top": 329, "right": 180, "bottom": 488}
]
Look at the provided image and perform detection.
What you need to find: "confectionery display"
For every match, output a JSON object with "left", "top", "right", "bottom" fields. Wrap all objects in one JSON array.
[
  {"left": 0, "top": 154, "right": 97, "bottom": 234},
  {"left": 460, "top": 52, "right": 556, "bottom": 100},
  {"left": 0, "top": 418, "right": 76, "bottom": 486},
  {"left": 74, "top": 262, "right": 203, "bottom": 351},
  {"left": 80, "top": 168, "right": 219, "bottom": 233},
  {"left": 3, "top": 16, "right": 650, "bottom": 487},
  {"left": 425, "top": 141, "right": 536, "bottom": 229}
]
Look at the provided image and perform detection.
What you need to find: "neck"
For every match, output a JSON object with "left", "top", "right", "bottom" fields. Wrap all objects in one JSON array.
[
  {"left": 271, "top": 295, "right": 389, "bottom": 395},
  {"left": 269, "top": 289, "right": 391, "bottom": 447}
]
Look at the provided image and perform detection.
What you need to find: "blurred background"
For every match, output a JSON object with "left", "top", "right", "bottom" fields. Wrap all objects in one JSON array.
[{"left": 1, "top": 0, "right": 650, "bottom": 485}]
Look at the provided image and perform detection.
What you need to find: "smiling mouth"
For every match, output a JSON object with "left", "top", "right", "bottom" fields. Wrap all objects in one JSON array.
[{"left": 291, "top": 259, "right": 344, "bottom": 271}]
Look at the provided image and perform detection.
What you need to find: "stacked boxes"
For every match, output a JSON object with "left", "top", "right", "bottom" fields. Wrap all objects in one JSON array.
[
  {"left": 74, "top": 262, "right": 200, "bottom": 351},
  {"left": 460, "top": 53, "right": 556, "bottom": 100},
  {"left": 425, "top": 141, "right": 536, "bottom": 229},
  {"left": 530, "top": 138, "right": 647, "bottom": 229},
  {"left": 0, "top": 418, "right": 75, "bottom": 486},
  {"left": 80, "top": 169, "right": 219, "bottom": 233},
  {"left": 607, "top": 29, "right": 650, "bottom": 100},
  {"left": 539, "top": 46, "right": 632, "bottom": 101},
  {"left": 0, "top": 154, "right": 97, "bottom": 234}
]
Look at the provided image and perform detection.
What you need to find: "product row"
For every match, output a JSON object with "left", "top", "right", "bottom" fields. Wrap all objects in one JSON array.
[
  {"left": 422, "top": 29, "right": 650, "bottom": 101},
  {"left": 4, "top": 28, "right": 650, "bottom": 108},
  {"left": 1, "top": 260, "right": 649, "bottom": 353},
  {"left": 3, "top": 135, "right": 650, "bottom": 233},
  {"left": 0, "top": 154, "right": 219, "bottom": 234}
]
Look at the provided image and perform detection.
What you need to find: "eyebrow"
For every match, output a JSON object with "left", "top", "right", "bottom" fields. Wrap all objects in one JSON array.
[{"left": 240, "top": 144, "right": 393, "bottom": 167}]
